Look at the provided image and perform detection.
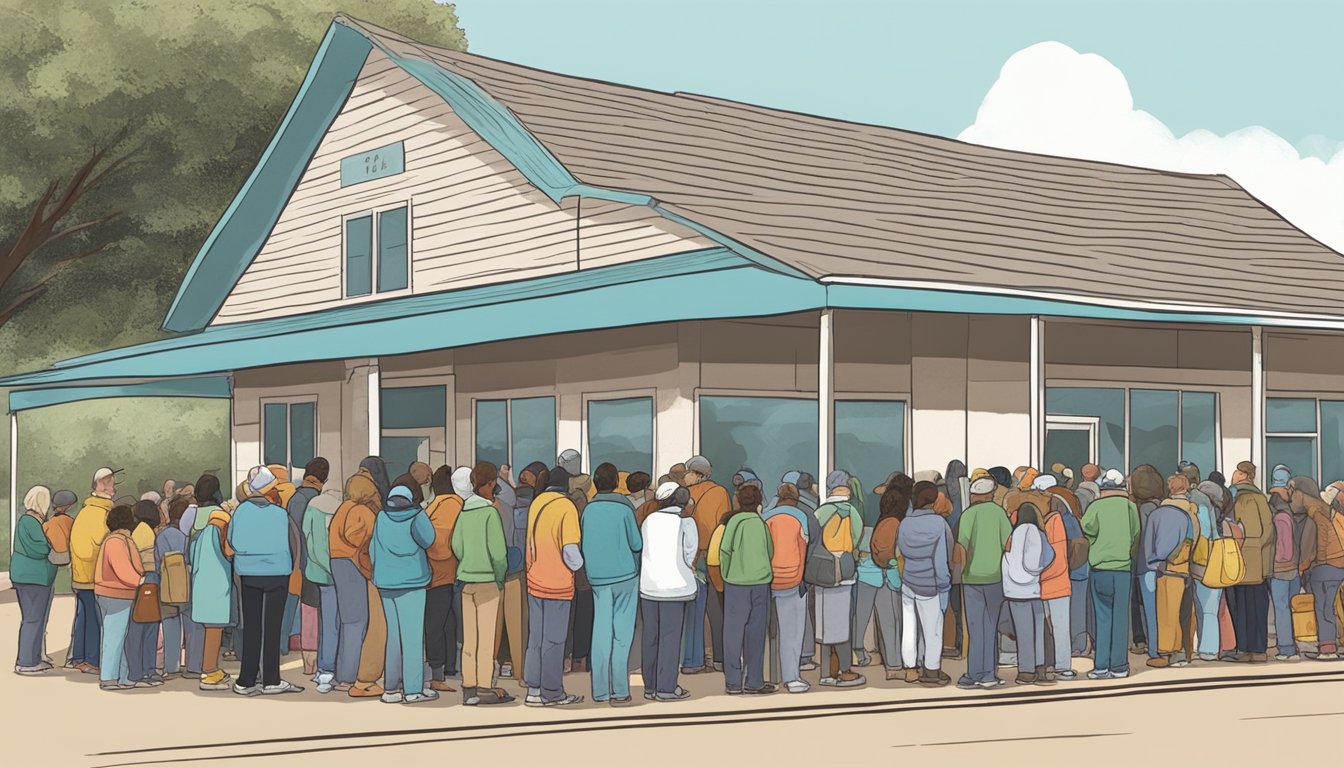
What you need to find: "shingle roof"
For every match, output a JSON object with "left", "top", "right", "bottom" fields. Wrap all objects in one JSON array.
[{"left": 347, "top": 17, "right": 1344, "bottom": 318}]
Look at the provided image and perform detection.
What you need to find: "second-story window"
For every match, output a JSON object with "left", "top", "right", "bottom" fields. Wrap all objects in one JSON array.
[{"left": 345, "top": 203, "right": 409, "bottom": 298}]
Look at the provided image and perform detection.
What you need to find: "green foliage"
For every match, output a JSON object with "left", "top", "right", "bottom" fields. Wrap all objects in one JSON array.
[{"left": 0, "top": 2, "right": 466, "bottom": 568}]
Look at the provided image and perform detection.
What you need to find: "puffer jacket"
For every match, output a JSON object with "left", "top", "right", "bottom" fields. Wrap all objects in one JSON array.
[{"left": 329, "top": 470, "right": 381, "bottom": 575}]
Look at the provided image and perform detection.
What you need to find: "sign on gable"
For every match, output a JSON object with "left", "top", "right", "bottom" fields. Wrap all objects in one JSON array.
[{"left": 340, "top": 141, "right": 405, "bottom": 187}]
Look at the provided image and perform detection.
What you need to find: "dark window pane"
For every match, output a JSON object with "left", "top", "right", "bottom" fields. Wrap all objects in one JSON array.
[
  {"left": 1267, "top": 436, "right": 1316, "bottom": 483},
  {"left": 1266, "top": 398, "right": 1316, "bottom": 434},
  {"left": 699, "top": 396, "right": 817, "bottom": 502},
  {"left": 377, "top": 206, "right": 408, "bottom": 293},
  {"left": 1322, "top": 402, "right": 1344, "bottom": 485},
  {"left": 1045, "top": 428, "right": 1093, "bottom": 479},
  {"left": 381, "top": 385, "right": 446, "bottom": 429},
  {"left": 381, "top": 436, "right": 429, "bottom": 477},
  {"left": 835, "top": 400, "right": 904, "bottom": 525},
  {"left": 262, "top": 403, "right": 288, "bottom": 466},
  {"left": 345, "top": 215, "right": 372, "bottom": 297},
  {"left": 588, "top": 397, "right": 654, "bottom": 476},
  {"left": 288, "top": 402, "right": 316, "bottom": 469},
  {"left": 1130, "top": 389, "right": 1179, "bottom": 474},
  {"left": 511, "top": 397, "right": 557, "bottom": 476},
  {"left": 1046, "top": 387, "right": 1126, "bottom": 471},
  {"left": 474, "top": 400, "right": 509, "bottom": 468},
  {"left": 1180, "top": 391, "right": 1218, "bottom": 478}
]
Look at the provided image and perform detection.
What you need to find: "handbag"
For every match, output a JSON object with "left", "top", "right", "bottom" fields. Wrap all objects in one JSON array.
[{"left": 133, "top": 581, "right": 163, "bottom": 624}]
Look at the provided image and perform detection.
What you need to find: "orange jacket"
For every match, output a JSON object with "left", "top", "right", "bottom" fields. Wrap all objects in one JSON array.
[
  {"left": 94, "top": 531, "right": 144, "bottom": 600},
  {"left": 44, "top": 514, "right": 74, "bottom": 555},
  {"left": 329, "top": 472, "right": 380, "bottom": 569},
  {"left": 765, "top": 512, "right": 807, "bottom": 591},
  {"left": 425, "top": 494, "right": 464, "bottom": 587},
  {"left": 1039, "top": 512, "right": 1071, "bottom": 600},
  {"left": 689, "top": 481, "right": 731, "bottom": 557}
]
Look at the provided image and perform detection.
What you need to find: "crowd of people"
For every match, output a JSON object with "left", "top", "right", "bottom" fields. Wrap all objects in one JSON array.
[{"left": 10, "top": 450, "right": 1344, "bottom": 706}]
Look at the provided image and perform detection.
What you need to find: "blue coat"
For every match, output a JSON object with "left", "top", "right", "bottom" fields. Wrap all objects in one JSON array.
[
  {"left": 228, "top": 498, "right": 293, "bottom": 577},
  {"left": 580, "top": 493, "right": 642, "bottom": 587},
  {"left": 190, "top": 521, "right": 235, "bottom": 627},
  {"left": 370, "top": 498, "right": 435, "bottom": 590}
]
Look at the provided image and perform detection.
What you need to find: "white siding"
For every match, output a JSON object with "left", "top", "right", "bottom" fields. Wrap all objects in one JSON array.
[{"left": 214, "top": 49, "right": 710, "bottom": 326}]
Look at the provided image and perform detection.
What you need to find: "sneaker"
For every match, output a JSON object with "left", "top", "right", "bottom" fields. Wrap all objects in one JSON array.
[
  {"left": 499, "top": 662, "right": 513, "bottom": 678},
  {"left": 655, "top": 686, "right": 691, "bottom": 701},
  {"left": 142, "top": 674, "right": 165, "bottom": 686},
  {"left": 14, "top": 664, "right": 47, "bottom": 675},
  {"left": 798, "top": 658, "right": 818, "bottom": 672},
  {"left": 524, "top": 694, "right": 546, "bottom": 707},
  {"left": 1198, "top": 653, "right": 1219, "bottom": 662},
  {"left": 199, "top": 670, "right": 232, "bottom": 691},
  {"left": 477, "top": 688, "right": 516, "bottom": 705},
  {"left": 314, "top": 672, "right": 335, "bottom": 687},
  {"left": 725, "top": 688, "right": 743, "bottom": 696},
  {"left": 743, "top": 684, "right": 777, "bottom": 695},
  {"left": 680, "top": 665, "right": 710, "bottom": 675},
  {"left": 977, "top": 678, "right": 1006, "bottom": 689},
  {"left": 643, "top": 690, "right": 656, "bottom": 701},
  {"left": 181, "top": 670, "right": 203, "bottom": 680},
  {"left": 1015, "top": 672, "right": 1036, "bottom": 685},
  {"left": 956, "top": 675, "right": 979, "bottom": 690},
  {"left": 1219, "top": 653, "right": 1248, "bottom": 663},
  {"left": 1086, "top": 669, "right": 1112, "bottom": 680},
  {"left": 543, "top": 694, "right": 583, "bottom": 707},
  {"left": 463, "top": 687, "right": 480, "bottom": 706},
  {"left": 316, "top": 682, "right": 334, "bottom": 694},
  {"left": 232, "top": 683, "right": 261, "bottom": 697},
  {"left": 854, "top": 654, "right": 873, "bottom": 668},
  {"left": 404, "top": 690, "right": 439, "bottom": 704},
  {"left": 1056, "top": 670, "right": 1079, "bottom": 681},
  {"left": 1315, "top": 652, "right": 1341, "bottom": 660},
  {"left": 1110, "top": 668, "right": 1130, "bottom": 678},
  {"left": 712, "top": 662, "right": 724, "bottom": 673},
  {"left": 1169, "top": 659, "right": 1189, "bottom": 668},
  {"left": 918, "top": 669, "right": 950, "bottom": 688},
  {"left": 1275, "top": 653, "right": 1300, "bottom": 661},
  {"left": 261, "top": 680, "right": 304, "bottom": 695},
  {"left": 609, "top": 696, "right": 633, "bottom": 705},
  {"left": 381, "top": 691, "right": 405, "bottom": 704},
  {"left": 785, "top": 680, "right": 810, "bottom": 694},
  {"left": 100, "top": 681, "right": 134, "bottom": 691}
]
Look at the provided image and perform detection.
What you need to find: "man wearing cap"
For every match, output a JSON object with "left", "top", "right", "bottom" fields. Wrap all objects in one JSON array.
[
  {"left": 67, "top": 467, "right": 121, "bottom": 673},
  {"left": 1080, "top": 469, "right": 1141, "bottom": 679},
  {"left": 682, "top": 455, "right": 731, "bottom": 673},
  {"left": 1226, "top": 461, "right": 1275, "bottom": 663},
  {"left": 956, "top": 473, "right": 1013, "bottom": 688},
  {"left": 812, "top": 470, "right": 866, "bottom": 687},
  {"left": 558, "top": 449, "right": 597, "bottom": 502},
  {"left": 228, "top": 466, "right": 304, "bottom": 695}
]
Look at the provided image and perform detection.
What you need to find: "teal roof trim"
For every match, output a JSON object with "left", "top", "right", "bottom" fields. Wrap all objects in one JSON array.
[
  {"left": 9, "top": 376, "right": 232, "bottom": 414},
  {"left": 4, "top": 251, "right": 820, "bottom": 390},
  {"left": 161, "top": 23, "right": 373, "bottom": 333}
]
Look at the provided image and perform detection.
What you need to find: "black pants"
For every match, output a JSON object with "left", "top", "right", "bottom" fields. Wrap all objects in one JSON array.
[
  {"left": 425, "top": 583, "right": 458, "bottom": 678},
  {"left": 568, "top": 589, "right": 594, "bottom": 663},
  {"left": 1227, "top": 581, "right": 1270, "bottom": 654},
  {"left": 239, "top": 575, "right": 289, "bottom": 688},
  {"left": 641, "top": 598, "right": 685, "bottom": 695}
]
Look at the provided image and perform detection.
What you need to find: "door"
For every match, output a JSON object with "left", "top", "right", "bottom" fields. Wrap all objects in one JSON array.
[{"left": 1044, "top": 415, "right": 1099, "bottom": 474}]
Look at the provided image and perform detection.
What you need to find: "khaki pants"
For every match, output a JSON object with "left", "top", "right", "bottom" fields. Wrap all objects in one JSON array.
[
  {"left": 1156, "top": 574, "right": 1186, "bottom": 655},
  {"left": 462, "top": 582, "right": 501, "bottom": 689},
  {"left": 355, "top": 581, "right": 386, "bottom": 688},
  {"left": 494, "top": 574, "right": 527, "bottom": 672}
]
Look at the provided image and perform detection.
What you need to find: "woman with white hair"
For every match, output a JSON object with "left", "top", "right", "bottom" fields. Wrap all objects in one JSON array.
[{"left": 13, "top": 485, "right": 56, "bottom": 674}]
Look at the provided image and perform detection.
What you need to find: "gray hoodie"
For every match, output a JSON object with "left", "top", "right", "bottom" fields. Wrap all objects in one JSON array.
[
  {"left": 897, "top": 507, "right": 953, "bottom": 598},
  {"left": 1141, "top": 505, "right": 1192, "bottom": 575}
]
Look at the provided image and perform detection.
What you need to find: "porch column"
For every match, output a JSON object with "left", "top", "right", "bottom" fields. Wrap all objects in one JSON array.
[
  {"left": 1030, "top": 316, "right": 1045, "bottom": 469},
  {"left": 1251, "top": 326, "right": 1264, "bottom": 486},
  {"left": 341, "top": 358, "right": 381, "bottom": 483},
  {"left": 8, "top": 412, "right": 16, "bottom": 567},
  {"left": 818, "top": 309, "right": 834, "bottom": 487}
]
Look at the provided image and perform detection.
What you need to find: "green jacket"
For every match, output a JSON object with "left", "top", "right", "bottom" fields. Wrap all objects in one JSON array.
[
  {"left": 719, "top": 511, "right": 774, "bottom": 586},
  {"left": 957, "top": 501, "right": 1013, "bottom": 585},
  {"left": 301, "top": 503, "right": 333, "bottom": 586},
  {"left": 451, "top": 495, "right": 508, "bottom": 584},
  {"left": 1081, "top": 492, "right": 1141, "bottom": 571},
  {"left": 12, "top": 512, "right": 56, "bottom": 587}
]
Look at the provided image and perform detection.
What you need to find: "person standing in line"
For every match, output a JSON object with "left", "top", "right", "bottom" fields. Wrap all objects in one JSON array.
[
  {"left": 956, "top": 473, "right": 1012, "bottom": 689},
  {"left": 423, "top": 466, "right": 463, "bottom": 692},
  {"left": 328, "top": 465, "right": 381, "bottom": 695},
  {"left": 1082, "top": 469, "right": 1142, "bottom": 679},
  {"left": 69, "top": 467, "right": 121, "bottom": 674},
  {"left": 582, "top": 463, "right": 643, "bottom": 704},
  {"left": 897, "top": 480, "right": 953, "bottom": 688},
  {"left": 682, "top": 456, "right": 732, "bottom": 675},
  {"left": 94, "top": 505, "right": 144, "bottom": 690},
  {"left": 302, "top": 488, "right": 342, "bottom": 692},
  {"left": 1003, "top": 503, "right": 1056, "bottom": 685},
  {"left": 719, "top": 484, "right": 775, "bottom": 695},
  {"left": 41, "top": 489, "right": 77, "bottom": 668},
  {"left": 228, "top": 466, "right": 304, "bottom": 696},
  {"left": 13, "top": 486, "right": 56, "bottom": 675},
  {"left": 494, "top": 465, "right": 528, "bottom": 682},
  {"left": 764, "top": 483, "right": 812, "bottom": 692},
  {"left": 1300, "top": 481, "right": 1344, "bottom": 660},
  {"left": 155, "top": 497, "right": 193, "bottom": 680},
  {"left": 640, "top": 482, "right": 699, "bottom": 701},
  {"left": 451, "top": 462, "right": 515, "bottom": 706},
  {"left": 1194, "top": 480, "right": 1230, "bottom": 661},
  {"left": 522, "top": 465, "right": 585, "bottom": 707},
  {"left": 287, "top": 458, "right": 329, "bottom": 676},
  {"left": 812, "top": 471, "right": 866, "bottom": 688},
  {"left": 1031, "top": 476, "right": 1075, "bottom": 680},
  {"left": 125, "top": 499, "right": 164, "bottom": 686},
  {"left": 189, "top": 476, "right": 234, "bottom": 691},
  {"left": 1225, "top": 461, "right": 1274, "bottom": 663},
  {"left": 371, "top": 485, "right": 437, "bottom": 704}
]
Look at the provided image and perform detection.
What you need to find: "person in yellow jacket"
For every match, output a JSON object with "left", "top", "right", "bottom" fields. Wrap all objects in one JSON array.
[{"left": 68, "top": 466, "right": 121, "bottom": 673}]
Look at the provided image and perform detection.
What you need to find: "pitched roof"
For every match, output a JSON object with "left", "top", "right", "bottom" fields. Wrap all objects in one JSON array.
[{"left": 344, "top": 15, "right": 1344, "bottom": 319}]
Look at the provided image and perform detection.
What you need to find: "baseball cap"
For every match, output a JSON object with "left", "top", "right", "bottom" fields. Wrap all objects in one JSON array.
[
  {"left": 247, "top": 465, "right": 278, "bottom": 494},
  {"left": 824, "top": 469, "right": 851, "bottom": 492},
  {"left": 92, "top": 467, "right": 124, "bottom": 488},
  {"left": 655, "top": 481, "right": 681, "bottom": 501},
  {"left": 51, "top": 490, "right": 78, "bottom": 509},
  {"left": 969, "top": 476, "right": 996, "bottom": 495},
  {"left": 1098, "top": 468, "right": 1127, "bottom": 490},
  {"left": 685, "top": 456, "right": 712, "bottom": 476}
]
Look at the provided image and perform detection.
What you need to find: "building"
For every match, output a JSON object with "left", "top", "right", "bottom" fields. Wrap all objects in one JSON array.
[{"left": 8, "top": 15, "right": 1344, "bottom": 547}]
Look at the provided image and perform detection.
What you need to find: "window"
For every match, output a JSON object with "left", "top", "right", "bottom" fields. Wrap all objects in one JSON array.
[
  {"left": 474, "top": 397, "right": 557, "bottom": 472},
  {"left": 381, "top": 385, "right": 447, "bottom": 475},
  {"left": 835, "top": 400, "right": 905, "bottom": 525},
  {"left": 1130, "top": 390, "right": 1179, "bottom": 473},
  {"left": 1046, "top": 387, "right": 1125, "bottom": 471},
  {"left": 262, "top": 400, "right": 316, "bottom": 474},
  {"left": 345, "top": 204, "right": 409, "bottom": 298},
  {"left": 1266, "top": 397, "right": 1344, "bottom": 483},
  {"left": 587, "top": 397, "right": 654, "bottom": 476},
  {"left": 699, "top": 396, "right": 817, "bottom": 498},
  {"left": 1047, "top": 386, "right": 1217, "bottom": 474},
  {"left": 1180, "top": 392, "right": 1218, "bottom": 477}
]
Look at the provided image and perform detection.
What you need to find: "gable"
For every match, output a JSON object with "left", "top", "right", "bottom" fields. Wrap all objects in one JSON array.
[{"left": 212, "top": 47, "right": 713, "bottom": 326}]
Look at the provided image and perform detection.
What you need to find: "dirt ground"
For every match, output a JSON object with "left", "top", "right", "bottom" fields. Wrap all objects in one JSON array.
[{"left": 4, "top": 592, "right": 1342, "bottom": 767}]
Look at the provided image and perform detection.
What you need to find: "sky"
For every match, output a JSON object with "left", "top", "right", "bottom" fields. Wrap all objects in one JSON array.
[{"left": 451, "top": 0, "right": 1344, "bottom": 250}]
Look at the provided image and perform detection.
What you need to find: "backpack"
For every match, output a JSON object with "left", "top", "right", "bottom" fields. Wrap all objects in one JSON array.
[
  {"left": 804, "top": 508, "right": 856, "bottom": 588},
  {"left": 1201, "top": 518, "right": 1247, "bottom": 588},
  {"left": 1272, "top": 509, "right": 1297, "bottom": 566},
  {"left": 160, "top": 551, "right": 191, "bottom": 605}
]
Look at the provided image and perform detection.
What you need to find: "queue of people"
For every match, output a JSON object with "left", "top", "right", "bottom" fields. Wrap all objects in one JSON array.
[{"left": 10, "top": 451, "right": 1344, "bottom": 705}]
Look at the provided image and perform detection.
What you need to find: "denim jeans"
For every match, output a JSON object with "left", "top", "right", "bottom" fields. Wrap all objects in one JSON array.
[
  {"left": 380, "top": 587, "right": 427, "bottom": 695},
  {"left": 1138, "top": 570, "right": 1159, "bottom": 658},
  {"left": 1090, "top": 570, "right": 1132, "bottom": 673},
  {"left": 590, "top": 577, "right": 639, "bottom": 700},
  {"left": 317, "top": 584, "right": 339, "bottom": 674},
  {"left": 641, "top": 598, "right": 686, "bottom": 696},
  {"left": 425, "top": 583, "right": 457, "bottom": 679},
  {"left": 331, "top": 558, "right": 369, "bottom": 685},
  {"left": 722, "top": 583, "right": 769, "bottom": 691},
  {"left": 96, "top": 596, "right": 133, "bottom": 685},
  {"left": 15, "top": 583, "right": 53, "bottom": 669},
  {"left": 1195, "top": 582, "right": 1225, "bottom": 656},
  {"left": 901, "top": 591, "right": 944, "bottom": 670},
  {"left": 72, "top": 588, "right": 101, "bottom": 667},
  {"left": 161, "top": 603, "right": 194, "bottom": 675},
  {"left": 681, "top": 573, "right": 707, "bottom": 667},
  {"left": 1069, "top": 578, "right": 1092, "bottom": 654},
  {"left": 524, "top": 595, "right": 572, "bottom": 701},
  {"left": 772, "top": 589, "right": 808, "bottom": 683},
  {"left": 1008, "top": 599, "right": 1045, "bottom": 673},
  {"left": 1044, "top": 595, "right": 1071, "bottom": 672},
  {"left": 1308, "top": 564, "right": 1344, "bottom": 652},
  {"left": 963, "top": 583, "right": 1004, "bottom": 682}
]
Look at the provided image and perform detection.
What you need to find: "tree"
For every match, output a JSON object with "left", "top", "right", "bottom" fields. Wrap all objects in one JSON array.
[{"left": 0, "top": 0, "right": 467, "bottom": 371}]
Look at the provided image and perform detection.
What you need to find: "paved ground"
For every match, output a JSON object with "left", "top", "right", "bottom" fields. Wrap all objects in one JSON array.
[{"left": 5, "top": 593, "right": 1343, "bottom": 767}]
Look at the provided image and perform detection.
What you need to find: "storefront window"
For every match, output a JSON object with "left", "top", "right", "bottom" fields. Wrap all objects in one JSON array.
[
  {"left": 1180, "top": 391, "right": 1218, "bottom": 477},
  {"left": 1265, "top": 397, "right": 1344, "bottom": 483},
  {"left": 587, "top": 397, "right": 654, "bottom": 476},
  {"left": 1046, "top": 387, "right": 1125, "bottom": 471},
  {"left": 699, "top": 396, "right": 817, "bottom": 498},
  {"left": 1321, "top": 402, "right": 1344, "bottom": 484},
  {"left": 835, "top": 400, "right": 905, "bottom": 525},
  {"left": 474, "top": 399, "right": 509, "bottom": 468},
  {"left": 511, "top": 397, "right": 558, "bottom": 475},
  {"left": 262, "top": 400, "right": 316, "bottom": 474},
  {"left": 1130, "top": 389, "right": 1179, "bottom": 473}
]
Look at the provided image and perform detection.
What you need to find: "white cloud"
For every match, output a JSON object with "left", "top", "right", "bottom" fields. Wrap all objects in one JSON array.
[{"left": 959, "top": 42, "right": 1344, "bottom": 254}]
